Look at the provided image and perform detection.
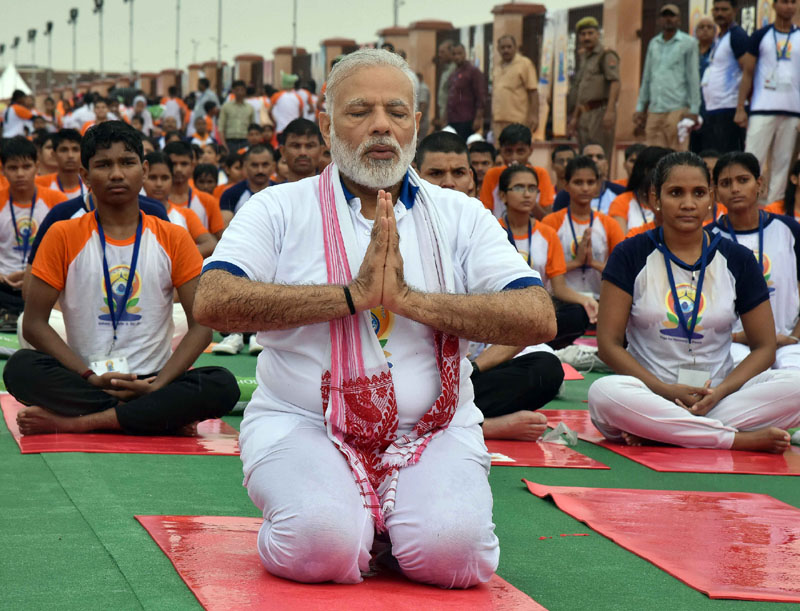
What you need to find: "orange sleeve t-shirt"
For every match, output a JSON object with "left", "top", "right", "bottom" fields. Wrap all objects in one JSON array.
[{"left": 480, "top": 164, "right": 555, "bottom": 215}]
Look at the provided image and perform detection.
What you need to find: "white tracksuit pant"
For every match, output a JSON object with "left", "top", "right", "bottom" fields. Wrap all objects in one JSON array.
[
  {"left": 730, "top": 341, "right": 800, "bottom": 369},
  {"left": 245, "top": 421, "right": 499, "bottom": 587},
  {"left": 588, "top": 371, "right": 800, "bottom": 449}
]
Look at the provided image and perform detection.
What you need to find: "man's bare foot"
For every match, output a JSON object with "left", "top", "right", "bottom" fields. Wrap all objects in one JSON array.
[
  {"left": 483, "top": 411, "right": 548, "bottom": 442},
  {"left": 16, "top": 406, "right": 121, "bottom": 436},
  {"left": 732, "top": 427, "right": 791, "bottom": 453},
  {"left": 175, "top": 422, "right": 198, "bottom": 437},
  {"left": 621, "top": 431, "right": 651, "bottom": 447},
  {"left": 17, "top": 406, "right": 84, "bottom": 435}
]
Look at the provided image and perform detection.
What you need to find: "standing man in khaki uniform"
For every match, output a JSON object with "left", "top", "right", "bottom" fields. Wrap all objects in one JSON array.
[
  {"left": 492, "top": 34, "right": 539, "bottom": 140},
  {"left": 567, "top": 17, "right": 620, "bottom": 159}
]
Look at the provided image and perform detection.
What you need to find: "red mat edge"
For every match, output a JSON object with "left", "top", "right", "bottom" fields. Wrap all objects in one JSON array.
[
  {"left": 135, "top": 514, "right": 550, "bottom": 610},
  {"left": 561, "top": 363, "right": 584, "bottom": 380},
  {"left": 522, "top": 479, "right": 800, "bottom": 603},
  {"left": 486, "top": 440, "right": 609, "bottom": 470},
  {"left": 1, "top": 395, "right": 240, "bottom": 456}
]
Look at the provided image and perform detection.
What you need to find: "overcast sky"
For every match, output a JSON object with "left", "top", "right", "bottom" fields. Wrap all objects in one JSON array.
[{"left": 0, "top": 0, "right": 590, "bottom": 73}]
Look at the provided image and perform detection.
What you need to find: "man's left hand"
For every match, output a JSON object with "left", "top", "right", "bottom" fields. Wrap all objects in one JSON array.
[
  {"left": 528, "top": 116, "right": 539, "bottom": 133},
  {"left": 380, "top": 192, "right": 410, "bottom": 313},
  {"left": 602, "top": 110, "right": 616, "bottom": 131},
  {"left": 103, "top": 376, "right": 159, "bottom": 401},
  {"left": 472, "top": 116, "right": 483, "bottom": 134}
]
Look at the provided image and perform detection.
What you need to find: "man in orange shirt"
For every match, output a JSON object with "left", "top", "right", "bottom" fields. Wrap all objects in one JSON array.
[
  {"left": 0, "top": 137, "right": 68, "bottom": 318},
  {"left": 36, "top": 129, "right": 86, "bottom": 198},
  {"left": 479, "top": 123, "right": 555, "bottom": 218}
]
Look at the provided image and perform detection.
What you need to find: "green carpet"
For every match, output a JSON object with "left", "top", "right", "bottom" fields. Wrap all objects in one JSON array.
[{"left": 2, "top": 340, "right": 798, "bottom": 610}]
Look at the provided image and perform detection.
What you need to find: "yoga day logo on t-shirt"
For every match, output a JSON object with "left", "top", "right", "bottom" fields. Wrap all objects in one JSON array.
[
  {"left": 778, "top": 39, "right": 792, "bottom": 59},
  {"left": 12, "top": 216, "right": 37, "bottom": 251},
  {"left": 660, "top": 283, "right": 705, "bottom": 340},
  {"left": 370, "top": 305, "right": 394, "bottom": 365},
  {"left": 754, "top": 250, "right": 776, "bottom": 294},
  {"left": 99, "top": 264, "right": 142, "bottom": 322}
]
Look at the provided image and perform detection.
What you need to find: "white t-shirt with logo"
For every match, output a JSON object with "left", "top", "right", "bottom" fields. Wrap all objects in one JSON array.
[
  {"left": 702, "top": 25, "right": 750, "bottom": 112},
  {"left": 748, "top": 24, "right": 800, "bottom": 116}
]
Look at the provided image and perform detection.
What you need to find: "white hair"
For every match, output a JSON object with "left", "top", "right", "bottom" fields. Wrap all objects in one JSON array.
[{"left": 325, "top": 48, "right": 418, "bottom": 116}]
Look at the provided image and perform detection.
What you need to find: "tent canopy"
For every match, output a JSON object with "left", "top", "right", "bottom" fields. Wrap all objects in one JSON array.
[{"left": 0, "top": 64, "right": 31, "bottom": 101}]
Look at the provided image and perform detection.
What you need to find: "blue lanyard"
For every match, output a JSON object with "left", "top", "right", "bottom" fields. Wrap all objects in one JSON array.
[
  {"left": 96, "top": 211, "right": 143, "bottom": 348},
  {"left": 8, "top": 191, "right": 37, "bottom": 265},
  {"left": 773, "top": 26, "right": 794, "bottom": 61},
  {"left": 725, "top": 210, "right": 764, "bottom": 272},
  {"left": 503, "top": 216, "right": 532, "bottom": 266},
  {"left": 657, "top": 228, "right": 713, "bottom": 348},
  {"left": 86, "top": 194, "right": 96, "bottom": 211},
  {"left": 56, "top": 175, "right": 84, "bottom": 197},
  {"left": 567, "top": 206, "right": 594, "bottom": 269}
]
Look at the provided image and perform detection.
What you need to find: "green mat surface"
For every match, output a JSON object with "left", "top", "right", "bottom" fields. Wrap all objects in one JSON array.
[{"left": 2, "top": 337, "right": 798, "bottom": 610}]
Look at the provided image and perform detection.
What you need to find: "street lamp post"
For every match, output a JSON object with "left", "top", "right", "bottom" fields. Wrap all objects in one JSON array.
[
  {"left": 123, "top": 0, "right": 134, "bottom": 75},
  {"left": 44, "top": 21, "right": 53, "bottom": 92},
  {"left": 175, "top": 0, "right": 181, "bottom": 71},
  {"left": 27, "top": 28, "right": 37, "bottom": 94},
  {"left": 93, "top": 0, "right": 105, "bottom": 79},
  {"left": 11, "top": 36, "right": 20, "bottom": 65},
  {"left": 68, "top": 8, "right": 78, "bottom": 90}
]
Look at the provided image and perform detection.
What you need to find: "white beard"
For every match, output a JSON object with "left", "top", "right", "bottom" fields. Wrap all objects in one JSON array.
[{"left": 329, "top": 123, "right": 417, "bottom": 190}]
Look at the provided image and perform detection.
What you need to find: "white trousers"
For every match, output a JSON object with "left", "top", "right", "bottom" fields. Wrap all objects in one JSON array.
[
  {"left": 17, "top": 304, "right": 189, "bottom": 353},
  {"left": 745, "top": 114, "right": 800, "bottom": 203},
  {"left": 730, "top": 341, "right": 800, "bottom": 369},
  {"left": 245, "top": 421, "right": 499, "bottom": 587},
  {"left": 588, "top": 371, "right": 800, "bottom": 449}
]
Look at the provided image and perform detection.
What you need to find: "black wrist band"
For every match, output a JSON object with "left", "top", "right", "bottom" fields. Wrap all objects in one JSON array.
[
  {"left": 471, "top": 361, "right": 481, "bottom": 376},
  {"left": 343, "top": 286, "right": 356, "bottom": 315}
]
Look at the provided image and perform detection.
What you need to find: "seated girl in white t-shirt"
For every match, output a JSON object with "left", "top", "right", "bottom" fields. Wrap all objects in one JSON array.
[
  {"left": 708, "top": 151, "right": 800, "bottom": 369},
  {"left": 589, "top": 151, "right": 800, "bottom": 453}
]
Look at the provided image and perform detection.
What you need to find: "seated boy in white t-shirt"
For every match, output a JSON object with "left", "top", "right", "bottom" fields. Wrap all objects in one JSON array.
[{"left": 4, "top": 121, "right": 239, "bottom": 435}]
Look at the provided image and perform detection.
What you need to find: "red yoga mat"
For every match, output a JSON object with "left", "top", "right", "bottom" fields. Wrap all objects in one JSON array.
[
  {"left": 486, "top": 439, "right": 607, "bottom": 469},
  {"left": 573, "top": 337, "right": 598, "bottom": 348},
  {"left": 539, "top": 409, "right": 800, "bottom": 476},
  {"left": 136, "top": 515, "right": 547, "bottom": 611},
  {"left": 524, "top": 479, "right": 800, "bottom": 603},
  {"left": 561, "top": 363, "right": 584, "bottom": 380},
  {"left": 1, "top": 395, "right": 239, "bottom": 456}
]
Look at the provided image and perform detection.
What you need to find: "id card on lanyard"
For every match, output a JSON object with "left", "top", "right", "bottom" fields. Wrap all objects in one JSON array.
[
  {"left": 8, "top": 191, "right": 37, "bottom": 266},
  {"left": 765, "top": 26, "right": 795, "bottom": 90},
  {"left": 503, "top": 216, "right": 533, "bottom": 267},
  {"left": 90, "top": 211, "right": 143, "bottom": 374},
  {"left": 657, "top": 229, "right": 716, "bottom": 386}
]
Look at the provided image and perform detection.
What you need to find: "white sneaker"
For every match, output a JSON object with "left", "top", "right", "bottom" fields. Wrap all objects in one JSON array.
[
  {"left": 248, "top": 334, "right": 263, "bottom": 355},
  {"left": 555, "top": 344, "right": 611, "bottom": 373},
  {"left": 212, "top": 333, "right": 244, "bottom": 355}
]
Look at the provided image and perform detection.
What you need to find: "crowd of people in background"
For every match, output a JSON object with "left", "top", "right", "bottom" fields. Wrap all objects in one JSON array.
[{"left": 0, "top": 0, "right": 798, "bottom": 453}]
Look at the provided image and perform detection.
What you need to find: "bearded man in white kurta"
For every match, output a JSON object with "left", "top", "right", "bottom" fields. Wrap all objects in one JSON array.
[{"left": 195, "top": 49, "right": 556, "bottom": 588}]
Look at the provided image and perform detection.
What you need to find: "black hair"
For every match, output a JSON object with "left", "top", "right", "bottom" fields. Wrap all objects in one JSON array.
[
  {"left": 203, "top": 141, "right": 221, "bottom": 156},
  {"left": 784, "top": 159, "right": 800, "bottom": 218},
  {"left": 190, "top": 143, "right": 203, "bottom": 160},
  {"left": 243, "top": 143, "right": 276, "bottom": 162},
  {"left": 498, "top": 165, "right": 538, "bottom": 192},
  {"left": 279, "top": 118, "right": 323, "bottom": 145},
  {"left": 203, "top": 100, "right": 217, "bottom": 113},
  {"left": 164, "top": 130, "right": 182, "bottom": 143},
  {"left": 163, "top": 140, "right": 193, "bottom": 160},
  {"left": 468, "top": 140, "right": 496, "bottom": 159},
  {"left": 53, "top": 128, "right": 82, "bottom": 150},
  {"left": 168, "top": 85, "right": 178, "bottom": 96},
  {"left": 33, "top": 129, "right": 54, "bottom": 149},
  {"left": 80, "top": 121, "right": 143, "bottom": 169},
  {"left": 498, "top": 123, "right": 532, "bottom": 147},
  {"left": 193, "top": 163, "right": 218, "bottom": 182},
  {"left": 198, "top": 77, "right": 210, "bottom": 89},
  {"left": 415, "top": 131, "right": 468, "bottom": 167},
  {"left": 247, "top": 123, "right": 263, "bottom": 132},
  {"left": 223, "top": 151, "right": 243, "bottom": 168},
  {"left": 231, "top": 80, "right": 246, "bottom": 90},
  {"left": 1, "top": 136, "right": 37, "bottom": 164},
  {"left": 551, "top": 143, "right": 576, "bottom": 162},
  {"left": 565, "top": 155, "right": 599, "bottom": 182},
  {"left": 653, "top": 151, "right": 711, "bottom": 197},
  {"left": 626, "top": 146, "right": 672, "bottom": 199},
  {"left": 144, "top": 151, "right": 173, "bottom": 174},
  {"left": 698, "top": 149, "right": 721, "bottom": 159},
  {"left": 10, "top": 90, "right": 26, "bottom": 104},
  {"left": 131, "top": 114, "right": 144, "bottom": 125},
  {"left": 497, "top": 34, "right": 517, "bottom": 45},
  {"left": 712, "top": 151, "right": 760, "bottom": 185},
  {"left": 93, "top": 96, "right": 109, "bottom": 106},
  {"left": 713, "top": 0, "right": 736, "bottom": 6},
  {"left": 624, "top": 142, "right": 646, "bottom": 161}
]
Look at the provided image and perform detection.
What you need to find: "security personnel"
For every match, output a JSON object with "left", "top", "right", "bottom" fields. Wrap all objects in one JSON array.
[{"left": 567, "top": 17, "right": 620, "bottom": 159}]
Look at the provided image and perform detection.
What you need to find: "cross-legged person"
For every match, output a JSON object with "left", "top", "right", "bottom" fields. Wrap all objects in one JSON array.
[
  {"left": 4, "top": 121, "right": 239, "bottom": 436},
  {"left": 193, "top": 49, "right": 556, "bottom": 587},
  {"left": 589, "top": 151, "right": 800, "bottom": 452}
]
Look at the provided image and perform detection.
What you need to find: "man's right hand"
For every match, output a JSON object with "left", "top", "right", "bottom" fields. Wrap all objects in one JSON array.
[
  {"left": 633, "top": 111, "right": 646, "bottom": 127},
  {"left": 734, "top": 106, "right": 748, "bottom": 128},
  {"left": 349, "top": 191, "right": 392, "bottom": 311}
]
